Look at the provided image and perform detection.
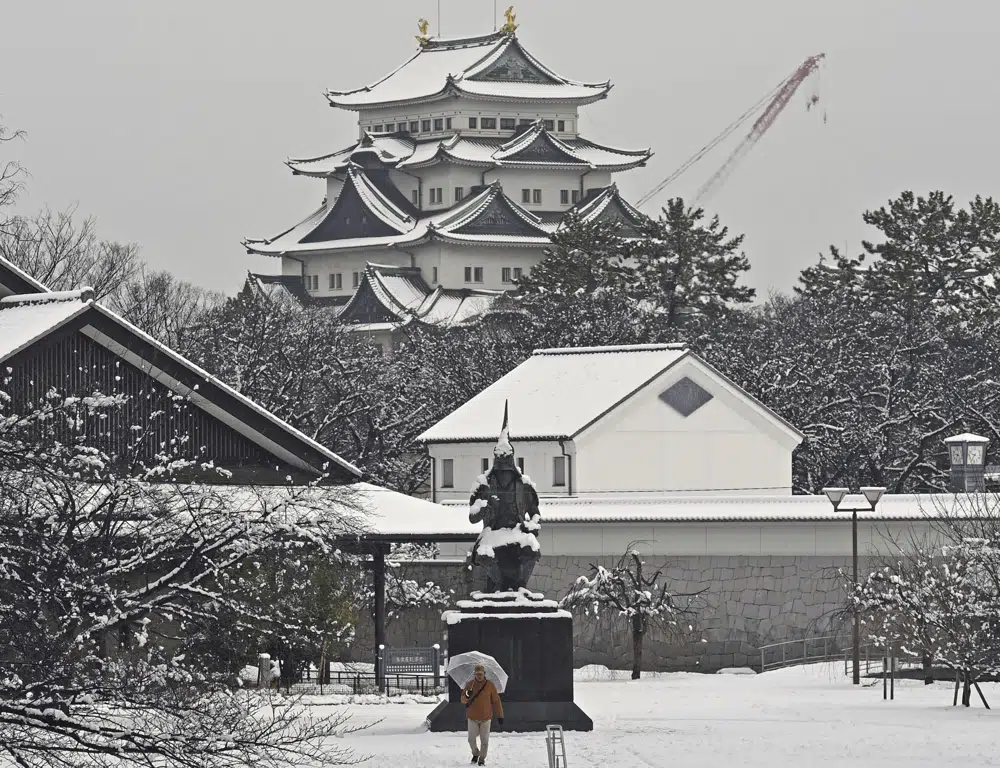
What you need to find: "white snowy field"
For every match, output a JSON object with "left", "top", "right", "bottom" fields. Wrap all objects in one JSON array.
[{"left": 316, "top": 663, "right": 1000, "bottom": 767}]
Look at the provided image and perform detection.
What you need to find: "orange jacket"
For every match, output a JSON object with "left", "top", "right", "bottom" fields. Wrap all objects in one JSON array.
[{"left": 461, "top": 678, "right": 504, "bottom": 721}]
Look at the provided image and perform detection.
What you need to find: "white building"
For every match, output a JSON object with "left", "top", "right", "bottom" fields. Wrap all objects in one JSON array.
[
  {"left": 243, "top": 18, "right": 650, "bottom": 336},
  {"left": 416, "top": 344, "right": 804, "bottom": 503}
]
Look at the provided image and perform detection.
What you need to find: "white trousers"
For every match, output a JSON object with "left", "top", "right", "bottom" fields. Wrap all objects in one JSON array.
[{"left": 467, "top": 718, "right": 491, "bottom": 760}]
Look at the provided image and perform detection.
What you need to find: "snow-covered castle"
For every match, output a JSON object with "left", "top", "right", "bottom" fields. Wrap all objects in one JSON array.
[{"left": 243, "top": 11, "right": 650, "bottom": 341}]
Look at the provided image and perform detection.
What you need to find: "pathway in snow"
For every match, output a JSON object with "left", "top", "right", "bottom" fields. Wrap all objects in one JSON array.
[{"left": 321, "top": 664, "right": 999, "bottom": 767}]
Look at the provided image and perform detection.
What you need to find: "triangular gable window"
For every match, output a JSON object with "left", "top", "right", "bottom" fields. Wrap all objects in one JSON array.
[
  {"left": 469, "top": 44, "right": 559, "bottom": 84},
  {"left": 451, "top": 196, "right": 544, "bottom": 237}
]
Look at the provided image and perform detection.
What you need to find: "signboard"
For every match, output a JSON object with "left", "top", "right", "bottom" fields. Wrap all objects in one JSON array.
[{"left": 383, "top": 647, "right": 438, "bottom": 674}]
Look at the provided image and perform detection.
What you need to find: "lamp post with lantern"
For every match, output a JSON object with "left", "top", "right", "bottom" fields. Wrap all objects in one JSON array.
[{"left": 821, "top": 485, "right": 887, "bottom": 685}]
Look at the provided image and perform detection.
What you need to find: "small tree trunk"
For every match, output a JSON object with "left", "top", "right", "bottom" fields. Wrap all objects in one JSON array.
[
  {"left": 962, "top": 670, "right": 973, "bottom": 707},
  {"left": 922, "top": 650, "right": 933, "bottom": 685},
  {"left": 631, "top": 614, "right": 644, "bottom": 680}
]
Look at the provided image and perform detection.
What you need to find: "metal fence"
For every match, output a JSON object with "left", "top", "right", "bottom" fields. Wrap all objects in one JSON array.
[
  {"left": 759, "top": 635, "right": 848, "bottom": 672},
  {"left": 758, "top": 636, "right": 923, "bottom": 676},
  {"left": 271, "top": 667, "right": 446, "bottom": 697}
]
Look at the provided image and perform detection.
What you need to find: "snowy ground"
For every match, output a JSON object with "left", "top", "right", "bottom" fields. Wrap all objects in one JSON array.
[{"left": 316, "top": 663, "right": 1000, "bottom": 767}]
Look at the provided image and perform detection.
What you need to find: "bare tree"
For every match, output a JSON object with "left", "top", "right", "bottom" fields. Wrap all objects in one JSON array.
[
  {"left": 109, "top": 265, "right": 225, "bottom": 347},
  {"left": 854, "top": 495, "right": 1000, "bottom": 707},
  {"left": 0, "top": 116, "right": 26, "bottom": 233},
  {"left": 0, "top": 377, "right": 369, "bottom": 766},
  {"left": 0, "top": 206, "right": 140, "bottom": 299},
  {"left": 561, "top": 544, "right": 704, "bottom": 679}
]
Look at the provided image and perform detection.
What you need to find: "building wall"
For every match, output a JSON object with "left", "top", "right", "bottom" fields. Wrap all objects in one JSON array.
[
  {"left": 483, "top": 168, "right": 613, "bottom": 212},
  {"left": 414, "top": 241, "right": 546, "bottom": 293},
  {"left": 362, "top": 554, "right": 861, "bottom": 672},
  {"left": 357, "top": 98, "right": 581, "bottom": 141},
  {"left": 429, "top": 439, "right": 571, "bottom": 502},
  {"left": 573, "top": 362, "right": 796, "bottom": 496},
  {"left": 301, "top": 250, "right": 412, "bottom": 300}
]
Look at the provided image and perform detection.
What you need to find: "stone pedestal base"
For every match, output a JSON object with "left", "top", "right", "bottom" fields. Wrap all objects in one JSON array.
[
  {"left": 426, "top": 700, "right": 593, "bottom": 732},
  {"left": 425, "top": 589, "right": 593, "bottom": 733}
]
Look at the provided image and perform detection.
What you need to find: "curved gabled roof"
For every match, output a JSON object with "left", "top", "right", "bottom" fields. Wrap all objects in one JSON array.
[
  {"left": 326, "top": 32, "right": 611, "bottom": 110},
  {"left": 287, "top": 129, "right": 650, "bottom": 177}
]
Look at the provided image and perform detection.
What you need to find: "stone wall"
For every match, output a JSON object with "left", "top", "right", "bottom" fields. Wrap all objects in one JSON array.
[{"left": 348, "top": 554, "right": 862, "bottom": 672}]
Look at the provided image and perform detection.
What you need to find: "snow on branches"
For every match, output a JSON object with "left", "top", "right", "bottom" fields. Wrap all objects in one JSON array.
[
  {"left": 0, "top": 385, "right": 367, "bottom": 766},
  {"left": 560, "top": 544, "right": 704, "bottom": 679}
]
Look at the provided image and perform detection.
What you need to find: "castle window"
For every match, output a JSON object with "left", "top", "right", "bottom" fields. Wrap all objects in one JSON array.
[
  {"left": 305, "top": 274, "right": 319, "bottom": 291},
  {"left": 560, "top": 189, "right": 569, "bottom": 205},
  {"left": 501, "top": 118, "right": 515, "bottom": 130},
  {"left": 481, "top": 117, "right": 497, "bottom": 129},
  {"left": 519, "top": 118, "right": 533, "bottom": 126},
  {"left": 468, "top": 117, "right": 478, "bottom": 129},
  {"left": 398, "top": 122, "right": 408, "bottom": 132},
  {"left": 352, "top": 271, "right": 360, "bottom": 288},
  {"left": 421, "top": 119, "right": 431, "bottom": 131},
  {"left": 434, "top": 118, "right": 444, "bottom": 131},
  {"left": 411, "top": 189, "right": 419, "bottom": 205},
  {"left": 481, "top": 458, "right": 490, "bottom": 473},
  {"left": 571, "top": 190, "right": 580, "bottom": 204},
  {"left": 409, "top": 121, "right": 420, "bottom": 133},
  {"left": 513, "top": 267, "right": 523, "bottom": 280},
  {"left": 521, "top": 189, "right": 531, "bottom": 204},
  {"left": 384, "top": 124, "right": 395, "bottom": 132},
  {"left": 441, "top": 459, "right": 454, "bottom": 488},
  {"left": 464, "top": 267, "right": 483, "bottom": 283},
  {"left": 502, "top": 267, "right": 512, "bottom": 284},
  {"left": 543, "top": 119, "right": 555, "bottom": 131},
  {"left": 455, "top": 187, "right": 465, "bottom": 202},
  {"left": 517, "top": 457, "right": 525, "bottom": 473},
  {"left": 557, "top": 120, "right": 566, "bottom": 132},
  {"left": 371, "top": 124, "right": 383, "bottom": 133},
  {"left": 328, "top": 273, "right": 342, "bottom": 290},
  {"left": 432, "top": 266, "right": 438, "bottom": 283},
  {"left": 532, "top": 189, "right": 542, "bottom": 204},
  {"left": 446, "top": 117, "right": 453, "bottom": 129}
]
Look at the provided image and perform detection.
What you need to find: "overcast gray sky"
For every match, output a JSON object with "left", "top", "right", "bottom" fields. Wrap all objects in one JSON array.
[{"left": 3, "top": 1, "right": 998, "bottom": 297}]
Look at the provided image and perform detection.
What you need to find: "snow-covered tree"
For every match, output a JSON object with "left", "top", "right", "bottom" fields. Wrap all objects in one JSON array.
[
  {"left": 560, "top": 545, "right": 703, "bottom": 679},
  {"left": 182, "top": 291, "right": 433, "bottom": 493},
  {"left": 0, "top": 386, "right": 366, "bottom": 766},
  {"left": 629, "top": 198, "right": 755, "bottom": 331},
  {"left": 0, "top": 116, "right": 25, "bottom": 232}
]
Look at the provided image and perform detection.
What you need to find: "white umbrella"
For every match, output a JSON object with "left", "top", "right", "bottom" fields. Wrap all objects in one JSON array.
[{"left": 446, "top": 651, "right": 509, "bottom": 694}]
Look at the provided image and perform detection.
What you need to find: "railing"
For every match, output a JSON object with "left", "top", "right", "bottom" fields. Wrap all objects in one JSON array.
[
  {"left": 758, "top": 636, "right": 923, "bottom": 676},
  {"left": 278, "top": 668, "right": 446, "bottom": 697},
  {"left": 759, "top": 635, "right": 847, "bottom": 672}
]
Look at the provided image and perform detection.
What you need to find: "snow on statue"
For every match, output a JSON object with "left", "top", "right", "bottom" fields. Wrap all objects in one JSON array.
[{"left": 468, "top": 401, "right": 541, "bottom": 592}]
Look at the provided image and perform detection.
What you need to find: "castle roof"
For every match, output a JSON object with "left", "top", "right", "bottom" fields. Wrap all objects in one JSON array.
[
  {"left": 337, "top": 263, "right": 503, "bottom": 330},
  {"left": 244, "top": 178, "right": 562, "bottom": 257},
  {"left": 287, "top": 126, "right": 650, "bottom": 177},
  {"left": 325, "top": 32, "right": 611, "bottom": 110}
]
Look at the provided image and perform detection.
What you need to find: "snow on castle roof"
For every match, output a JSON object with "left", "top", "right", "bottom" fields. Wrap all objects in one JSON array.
[
  {"left": 325, "top": 32, "right": 611, "bottom": 110},
  {"left": 417, "top": 344, "right": 693, "bottom": 443},
  {"left": 287, "top": 131, "right": 649, "bottom": 177}
]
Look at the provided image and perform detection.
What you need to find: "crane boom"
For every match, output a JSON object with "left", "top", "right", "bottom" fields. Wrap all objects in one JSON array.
[{"left": 693, "top": 53, "right": 825, "bottom": 202}]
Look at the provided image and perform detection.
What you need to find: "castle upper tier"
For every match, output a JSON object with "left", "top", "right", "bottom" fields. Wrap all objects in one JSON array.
[{"left": 244, "top": 20, "right": 651, "bottom": 328}]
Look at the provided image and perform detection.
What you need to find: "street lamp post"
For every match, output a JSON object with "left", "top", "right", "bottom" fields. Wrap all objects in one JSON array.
[{"left": 821, "top": 485, "right": 887, "bottom": 685}]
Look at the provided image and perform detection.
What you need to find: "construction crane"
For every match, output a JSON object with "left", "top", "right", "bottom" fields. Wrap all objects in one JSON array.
[{"left": 636, "top": 53, "right": 826, "bottom": 209}]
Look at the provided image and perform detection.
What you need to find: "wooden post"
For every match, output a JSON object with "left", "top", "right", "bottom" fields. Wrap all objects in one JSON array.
[
  {"left": 953, "top": 671, "right": 960, "bottom": 706},
  {"left": 373, "top": 545, "right": 387, "bottom": 688},
  {"left": 974, "top": 680, "right": 991, "bottom": 710}
]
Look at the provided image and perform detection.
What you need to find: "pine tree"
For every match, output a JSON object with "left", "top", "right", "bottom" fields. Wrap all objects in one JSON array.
[{"left": 629, "top": 198, "right": 755, "bottom": 329}]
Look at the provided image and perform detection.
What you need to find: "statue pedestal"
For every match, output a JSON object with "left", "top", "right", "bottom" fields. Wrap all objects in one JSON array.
[{"left": 426, "top": 589, "right": 593, "bottom": 733}]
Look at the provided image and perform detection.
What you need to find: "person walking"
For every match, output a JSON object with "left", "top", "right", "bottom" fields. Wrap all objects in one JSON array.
[{"left": 461, "top": 663, "right": 504, "bottom": 766}]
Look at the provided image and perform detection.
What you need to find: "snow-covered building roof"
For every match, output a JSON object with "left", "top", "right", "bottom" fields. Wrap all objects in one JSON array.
[
  {"left": 325, "top": 32, "right": 611, "bottom": 110},
  {"left": 287, "top": 125, "right": 651, "bottom": 177},
  {"left": 418, "top": 344, "right": 804, "bottom": 444},
  {"left": 244, "top": 178, "right": 558, "bottom": 257},
  {"left": 487, "top": 492, "right": 979, "bottom": 523},
  {"left": 337, "top": 263, "right": 504, "bottom": 329},
  {"left": 0, "top": 268, "right": 361, "bottom": 481}
]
